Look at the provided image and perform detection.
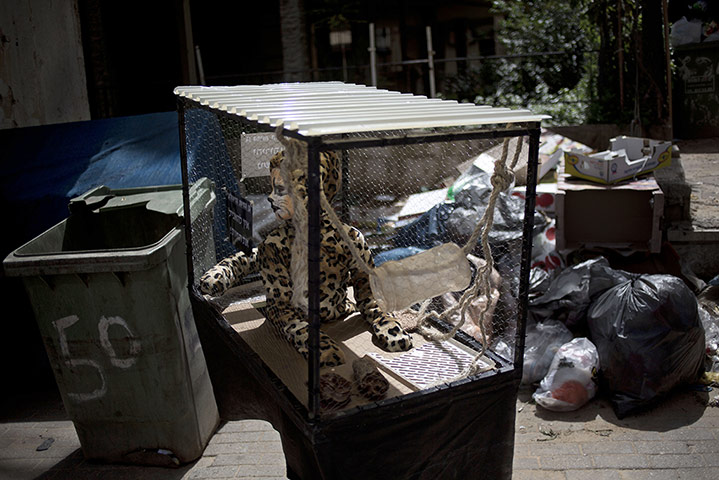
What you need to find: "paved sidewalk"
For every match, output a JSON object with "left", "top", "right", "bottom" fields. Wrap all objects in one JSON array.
[
  {"left": 2, "top": 385, "right": 717, "bottom": 480},
  {"left": 512, "top": 386, "right": 719, "bottom": 480}
]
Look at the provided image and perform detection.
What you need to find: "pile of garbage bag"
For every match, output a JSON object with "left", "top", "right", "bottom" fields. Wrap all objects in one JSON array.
[
  {"left": 525, "top": 257, "right": 707, "bottom": 417},
  {"left": 373, "top": 145, "right": 710, "bottom": 417}
]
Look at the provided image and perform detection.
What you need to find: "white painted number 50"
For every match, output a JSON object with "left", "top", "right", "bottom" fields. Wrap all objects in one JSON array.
[{"left": 52, "top": 314, "right": 141, "bottom": 402}]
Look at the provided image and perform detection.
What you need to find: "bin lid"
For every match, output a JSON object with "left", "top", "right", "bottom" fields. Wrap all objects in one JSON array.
[
  {"left": 2, "top": 178, "right": 215, "bottom": 276},
  {"left": 68, "top": 177, "right": 214, "bottom": 223}
]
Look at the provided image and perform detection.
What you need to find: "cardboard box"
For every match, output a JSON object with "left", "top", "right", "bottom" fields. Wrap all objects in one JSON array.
[
  {"left": 564, "top": 136, "right": 672, "bottom": 184},
  {"left": 555, "top": 170, "right": 664, "bottom": 253}
]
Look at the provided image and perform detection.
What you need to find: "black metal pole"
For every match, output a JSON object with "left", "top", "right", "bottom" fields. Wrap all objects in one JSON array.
[
  {"left": 306, "top": 139, "right": 322, "bottom": 419},
  {"left": 177, "top": 99, "right": 196, "bottom": 288},
  {"left": 514, "top": 128, "right": 541, "bottom": 372}
]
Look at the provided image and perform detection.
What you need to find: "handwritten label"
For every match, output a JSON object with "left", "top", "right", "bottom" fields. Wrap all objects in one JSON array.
[{"left": 240, "top": 132, "right": 282, "bottom": 178}]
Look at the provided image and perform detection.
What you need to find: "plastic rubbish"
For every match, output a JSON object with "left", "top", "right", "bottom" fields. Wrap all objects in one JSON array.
[
  {"left": 530, "top": 257, "right": 633, "bottom": 328},
  {"left": 532, "top": 337, "right": 599, "bottom": 412},
  {"left": 698, "top": 285, "right": 719, "bottom": 372},
  {"left": 393, "top": 203, "right": 455, "bottom": 250},
  {"left": 446, "top": 164, "right": 538, "bottom": 246},
  {"left": 531, "top": 219, "right": 563, "bottom": 273},
  {"left": 588, "top": 274, "right": 706, "bottom": 418},
  {"left": 374, "top": 246, "right": 426, "bottom": 267},
  {"left": 529, "top": 266, "right": 553, "bottom": 299},
  {"left": 521, "top": 319, "right": 573, "bottom": 385},
  {"left": 671, "top": 17, "right": 703, "bottom": 46}
]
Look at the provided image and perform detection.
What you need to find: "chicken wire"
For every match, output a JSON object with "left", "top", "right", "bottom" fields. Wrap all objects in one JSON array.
[{"left": 178, "top": 94, "right": 539, "bottom": 420}]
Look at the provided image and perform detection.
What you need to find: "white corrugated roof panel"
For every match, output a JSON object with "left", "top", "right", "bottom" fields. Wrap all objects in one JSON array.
[{"left": 174, "top": 82, "right": 548, "bottom": 136}]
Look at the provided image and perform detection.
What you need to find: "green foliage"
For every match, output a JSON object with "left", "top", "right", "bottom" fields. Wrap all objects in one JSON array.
[
  {"left": 307, "top": 0, "right": 363, "bottom": 30},
  {"left": 442, "top": 0, "right": 599, "bottom": 125},
  {"left": 493, "top": 0, "right": 596, "bottom": 95}
]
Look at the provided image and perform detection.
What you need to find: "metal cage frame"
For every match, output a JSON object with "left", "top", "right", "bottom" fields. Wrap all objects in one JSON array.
[{"left": 176, "top": 83, "right": 543, "bottom": 479}]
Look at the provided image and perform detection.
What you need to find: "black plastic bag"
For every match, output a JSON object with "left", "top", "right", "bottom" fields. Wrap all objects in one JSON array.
[
  {"left": 393, "top": 203, "right": 455, "bottom": 250},
  {"left": 530, "top": 257, "right": 633, "bottom": 329},
  {"left": 587, "top": 274, "right": 705, "bottom": 418}
]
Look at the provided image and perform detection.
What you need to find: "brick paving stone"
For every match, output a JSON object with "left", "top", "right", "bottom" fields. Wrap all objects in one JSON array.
[
  {"left": 525, "top": 442, "right": 582, "bottom": 456},
  {"left": 243, "top": 441, "right": 284, "bottom": 454},
  {"left": 234, "top": 463, "right": 287, "bottom": 477},
  {"left": 686, "top": 439, "right": 719, "bottom": 453},
  {"left": 211, "top": 454, "right": 259, "bottom": 466},
  {"left": 677, "top": 468, "right": 719, "bottom": 479},
  {"left": 591, "top": 454, "right": 649, "bottom": 469},
  {"left": 564, "top": 469, "right": 622, "bottom": 480},
  {"left": 188, "top": 465, "right": 241, "bottom": 479},
  {"left": 618, "top": 469, "right": 685, "bottom": 480},
  {"left": 701, "top": 453, "right": 719, "bottom": 467},
  {"left": 645, "top": 453, "right": 706, "bottom": 469},
  {"left": 578, "top": 441, "right": 635, "bottom": 454},
  {"left": 657, "top": 428, "right": 716, "bottom": 441},
  {"left": 511, "top": 470, "right": 566, "bottom": 480},
  {"left": 216, "top": 421, "right": 275, "bottom": 433},
  {"left": 512, "top": 456, "right": 540, "bottom": 470},
  {"left": 538, "top": 454, "right": 594, "bottom": 470},
  {"left": 254, "top": 453, "right": 286, "bottom": 465},
  {"left": 203, "top": 443, "right": 251, "bottom": 456},
  {"left": 211, "top": 431, "right": 280, "bottom": 444},
  {"left": 604, "top": 430, "right": 665, "bottom": 442},
  {"left": 633, "top": 440, "right": 693, "bottom": 454}
]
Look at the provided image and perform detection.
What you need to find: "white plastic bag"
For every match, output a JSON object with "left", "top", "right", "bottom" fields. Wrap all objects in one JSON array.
[
  {"left": 521, "top": 319, "right": 573, "bottom": 385},
  {"left": 532, "top": 337, "right": 599, "bottom": 412},
  {"left": 671, "top": 17, "right": 702, "bottom": 46}
]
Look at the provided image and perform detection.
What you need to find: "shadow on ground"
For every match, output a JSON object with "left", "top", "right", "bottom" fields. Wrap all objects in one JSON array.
[
  {"left": 526, "top": 386, "right": 709, "bottom": 433},
  {"left": 33, "top": 450, "right": 198, "bottom": 480},
  {"left": 677, "top": 137, "right": 719, "bottom": 154}
]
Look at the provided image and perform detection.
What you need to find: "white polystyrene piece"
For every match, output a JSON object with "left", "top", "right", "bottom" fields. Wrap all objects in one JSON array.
[{"left": 174, "top": 82, "right": 548, "bottom": 136}]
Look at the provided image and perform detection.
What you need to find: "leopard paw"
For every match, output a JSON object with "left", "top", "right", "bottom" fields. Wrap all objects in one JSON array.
[
  {"left": 372, "top": 316, "right": 413, "bottom": 352},
  {"left": 318, "top": 332, "right": 346, "bottom": 367},
  {"left": 282, "top": 320, "right": 309, "bottom": 355},
  {"left": 282, "top": 322, "right": 345, "bottom": 367},
  {"left": 199, "top": 272, "right": 229, "bottom": 296}
]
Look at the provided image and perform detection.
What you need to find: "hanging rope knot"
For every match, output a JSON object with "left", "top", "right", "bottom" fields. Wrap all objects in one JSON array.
[{"left": 491, "top": 164, "right": 514, "bottom": 192}]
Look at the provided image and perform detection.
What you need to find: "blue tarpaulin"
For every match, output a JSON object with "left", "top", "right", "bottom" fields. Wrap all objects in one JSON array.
[{"left": 0, "top": 111, "right": 181, "bottom": 255}]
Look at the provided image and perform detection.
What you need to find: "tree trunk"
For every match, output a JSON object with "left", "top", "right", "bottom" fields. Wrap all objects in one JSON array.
[
  {"left": 279, "top": 0, "right": 310, "bottom": 82},
  {"left": 638, "top": 0, "right": 669, "bottom": 130}
]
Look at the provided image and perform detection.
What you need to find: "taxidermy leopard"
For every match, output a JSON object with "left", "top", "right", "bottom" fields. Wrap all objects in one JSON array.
[{"left": 200, "top": 149, "right": 412, "bottom": 367}]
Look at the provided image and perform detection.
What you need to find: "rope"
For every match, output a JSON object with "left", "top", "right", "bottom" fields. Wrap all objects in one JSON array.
[
  {"left": 412, "top": 135, "right": 519, "bottom": 377},
  {"left": 275, "top": 125, "right": 310, "bottom": 312}
]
